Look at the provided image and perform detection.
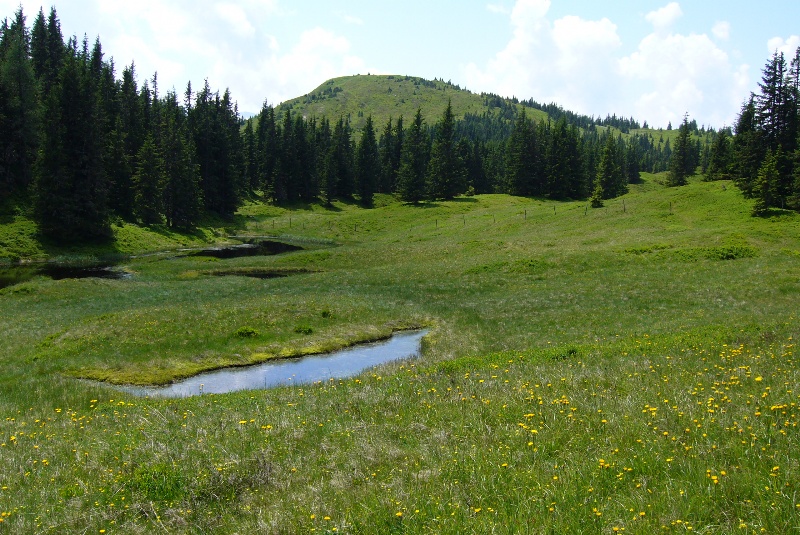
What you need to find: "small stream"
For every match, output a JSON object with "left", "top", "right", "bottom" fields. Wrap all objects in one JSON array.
[{"left": 119, "top": 329, "right": 428, "bottom": 398}]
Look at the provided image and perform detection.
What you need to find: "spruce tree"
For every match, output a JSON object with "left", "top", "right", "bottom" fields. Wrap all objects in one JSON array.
[
  {"left": 668, "top": 114, "right": 692, "bottom": 186},
  {"left": 255, "top": 102, "right": 277, "bottom": 199},
  {"left": 595, "top": 133, "right": 624, "bottom": 199},
  {"left": 105, "top": 118, "right": 132, "bottom": 217},
  {"left": 293, "top": 114, "right": 316, "bottom": 202},
  {"left": 35, "top": 48, "right": 109, "bottom": 241},
  {"left": 397, "top": 109, "right": 427, "bottom": 203},
  {"left": 378, "top": 117, "right": 394, "bottom": 193},
  {"left": 752, "top": 149, "right": 778, "bottom": 216},
  {"left": 242, "top": 119, "right": 257, "bottom": 192},
  {"left": 393, "top": 116, "right": 404, "bottom": 191},
  {"left": 427, "top": 99, "right": 464, "bottom": 199},
  {"left": 705, "top": 130, "right": 732, "bottom": 181},
  {"left": 625, "top": 137, "right": 641, "bottom": 184},
  {"left": 336, "top": 118, "right": 355, "bottom": 198},
  {"left": 29, "top": 8, "right": 47, "bottom": 81},
  {"left": 355, "top": 115, "right": 380, "bottom": 206},
  {"left": 505, "top": 108, "right": 537, "bottom": 196},
  {"left": 789, "top": 148, "right": 800, "bottom": 210},
  {"left": 133, "top": 134, "right": 165, "bottom": 225},
  {"left": 0, "top": 7, "right": 39, "bottom": 197},
  {"left": 161, "top": 93, "right": 201, "bottom": 229},
  {"left": 731, "top": 97, "right": 764, "bottom": 196}
]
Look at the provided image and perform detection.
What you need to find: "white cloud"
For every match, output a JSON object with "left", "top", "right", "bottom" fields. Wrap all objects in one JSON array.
[
  {"left": 510, "top": 0, "right": 550, "bottom": 28},
  {"left": 215, "top": 3, "right": 256, "bottom": 38},
  {"left": 645, "top": 2, "right": 682, "bottom": 29},
  {"left": 465, "top": 0, "right": 621, "bottom": 113},
  {"left": 70, "top": 1, "right": 367, "bottom": 112},
  {"left": 619, "top": 31, "right": 748, "bottom": 127},
  {"left": 712, "top": 21, "right": 730, "bottom": 41},
  {"left": 465, "top": 0, "right": 750, "bottom": 127},
  {"left": 767, "top": 35, "right": 800, "bottom": 57},
  {"left": 249, "top": 28, "right": 367, "bottom": 104}
]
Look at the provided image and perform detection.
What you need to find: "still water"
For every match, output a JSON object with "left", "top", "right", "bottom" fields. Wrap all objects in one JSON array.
[{"left": 120, "top": 330, "right": 428, "bottom": 398}]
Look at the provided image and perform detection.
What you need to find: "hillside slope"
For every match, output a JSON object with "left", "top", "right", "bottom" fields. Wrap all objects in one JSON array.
[{"left": 276, "top": 74, "right": 549, "bottom": 132}]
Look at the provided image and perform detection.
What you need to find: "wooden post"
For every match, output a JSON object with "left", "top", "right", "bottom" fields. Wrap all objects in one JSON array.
[
  {"left": 524, "top": 209, "right": 527, "bottom": 220},
  {"left": 623, "top": 199, "right": 626, "bottom": 213},
  {"left": 553, "top": 205, "right": 556, "bottom": 215}
]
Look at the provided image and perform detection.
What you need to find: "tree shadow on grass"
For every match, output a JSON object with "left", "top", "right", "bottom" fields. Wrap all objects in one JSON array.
[
  {"left": 403, "top": 201, "right": 442, "bottom": 208},
  {"left": 752, "top": 207, "right": 797, "bottom": 219}
]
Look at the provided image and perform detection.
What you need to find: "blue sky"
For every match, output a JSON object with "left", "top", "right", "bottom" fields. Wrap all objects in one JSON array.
[{"left": 3, "top": 0, "right": 799, "bottom": 128}]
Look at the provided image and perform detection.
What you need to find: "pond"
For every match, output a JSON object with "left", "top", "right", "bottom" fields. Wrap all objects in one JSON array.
[
  {"left": 190, "top": 240, "right": 303, "bottom": 259},
  {"left": 119, "top": 329, "right": 428, "bottom": 398},
  {"left": 0, "top": 239, "right": 307, "bottom": 289},
  {"left": 0, "top": 263, "right": 130, "bottom": 289}
]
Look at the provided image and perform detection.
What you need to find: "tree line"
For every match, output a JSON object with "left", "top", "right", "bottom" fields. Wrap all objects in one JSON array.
[
  {"left": 704, "top": 47, "right": 800, "bottom": 214},
  {"left": 9, "top": 6, "right": 785, "bottom": 248},
  {"left": 0, "top": 7, "right": 242, "bottom": 241}
]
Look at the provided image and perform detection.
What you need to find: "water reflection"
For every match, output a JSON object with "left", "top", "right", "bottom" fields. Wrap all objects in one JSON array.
[{"left": 120, "top": 330, "right": 428, "bottom": 398}]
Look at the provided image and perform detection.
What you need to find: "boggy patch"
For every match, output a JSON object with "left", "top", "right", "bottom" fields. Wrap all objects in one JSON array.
[
  {"left": 191, "top": 240, "right": 303, "bottom": 259},
  {"left": 204, "top": 267, "right": 316, "bottom": 279},
  {"left": 0, "top": 263, "right": 130, "bottom": 290}
]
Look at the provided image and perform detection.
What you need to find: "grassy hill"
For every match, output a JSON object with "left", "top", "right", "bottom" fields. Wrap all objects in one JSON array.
[
  {"left": 273, "top": 74, "right": 715, "bottom": 164},
  {"left": 1, "top": 174, "right": 799, "bottom": 532},
  {"left": 276, "top": 74, "right": 548, "bottom": 132}
]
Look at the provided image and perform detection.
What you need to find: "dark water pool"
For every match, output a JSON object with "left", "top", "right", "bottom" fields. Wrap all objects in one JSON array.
[
  {"left": 0, "top": 264, "right": 130, "bottom": 289},
  {"left": 0, "top": 239, "right": 306, "bottom": 289},
  {"left": 191, "top": 240, "right": 303, "bottom": 259},
  {"left": 119, "top": 330, "right": 428, "bottom": 398}
]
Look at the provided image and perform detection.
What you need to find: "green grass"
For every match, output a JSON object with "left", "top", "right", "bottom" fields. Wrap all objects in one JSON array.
[
  {"left": 1, "top": 174, "right": 799, "bottom": 533},
  {"left": 277, "top": 74, "right": 548, "bottom": 133}
]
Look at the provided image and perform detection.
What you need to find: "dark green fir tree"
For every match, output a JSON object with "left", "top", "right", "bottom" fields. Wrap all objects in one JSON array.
[
  {"left": 397, "top": 109, "right": 427, "bottom": 203},
  {"left": 356, "top": 115, "right": 380, "bottom": 206}
]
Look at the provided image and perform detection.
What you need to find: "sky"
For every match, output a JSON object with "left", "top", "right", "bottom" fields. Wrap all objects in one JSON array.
[{"left": 3, "top": 0, "right": 799, "bottom": 128}]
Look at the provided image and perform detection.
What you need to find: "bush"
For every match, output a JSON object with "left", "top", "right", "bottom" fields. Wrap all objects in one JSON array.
[{"left": 234, "top": 326, "right": 259, "bottom": 338}]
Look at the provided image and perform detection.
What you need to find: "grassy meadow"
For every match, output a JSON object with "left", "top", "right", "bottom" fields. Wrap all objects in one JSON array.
[{"left": 1, "top": 173, "right": 799, "bottom": 533}]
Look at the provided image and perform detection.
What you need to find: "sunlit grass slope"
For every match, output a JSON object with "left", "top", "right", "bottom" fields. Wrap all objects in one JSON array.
[
  {"left": 1, "top": 174, "right": 799, "bottom": 533},
  {"left": 277, "top": 74, "right": 548, "bottom": 132}
]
